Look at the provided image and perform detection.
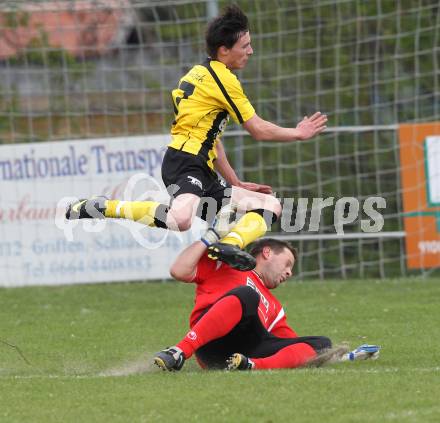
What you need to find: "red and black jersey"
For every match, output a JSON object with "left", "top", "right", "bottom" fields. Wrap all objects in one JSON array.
[{"left": 188, "top": 254, "right": 297, "bottom": 338}]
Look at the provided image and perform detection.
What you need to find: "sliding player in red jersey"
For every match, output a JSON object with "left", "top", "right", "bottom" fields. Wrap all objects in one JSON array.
[{"left": 154, "top": 237, "right": 380, "bottom": 371}]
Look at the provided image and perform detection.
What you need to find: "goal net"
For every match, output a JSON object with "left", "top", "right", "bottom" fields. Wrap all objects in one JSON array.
[{"left": 0, "top": 0, "right": 439, "bottom": 280}]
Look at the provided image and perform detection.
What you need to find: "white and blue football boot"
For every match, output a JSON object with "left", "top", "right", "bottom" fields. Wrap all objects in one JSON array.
[{"left": 342, "top": 344, "right": 380, "bottom": 361}]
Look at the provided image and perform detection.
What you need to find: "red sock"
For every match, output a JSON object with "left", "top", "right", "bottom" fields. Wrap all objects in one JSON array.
[
  {"left": 252, "top": 343, "right": 317, "bottom": 369},
  {"left": 177, "top": 295, "right": 242, "bottom": 359}
]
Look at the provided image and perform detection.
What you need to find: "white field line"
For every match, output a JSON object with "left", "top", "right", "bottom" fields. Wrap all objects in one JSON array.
[{"left": 1, "top": 366, "right": 439, "bottom": 379}]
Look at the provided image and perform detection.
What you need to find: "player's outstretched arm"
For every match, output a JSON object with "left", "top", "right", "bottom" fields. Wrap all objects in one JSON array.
[
  {"left": 214, "top": 139, "right": 273, "bottom": 194},
  {"left": 214, "top": 139, "right": 241, "bottom": 186},
  {"left": 243, "top": 112, "right": 327, "bottom": 142},
  {"left": 169, "top": 241, "right": 207, "bottom": 282}
]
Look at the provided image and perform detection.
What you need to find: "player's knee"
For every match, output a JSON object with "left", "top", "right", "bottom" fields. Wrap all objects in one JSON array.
[
  {"left": 168, "top": 211, "right": 193, "bottom": 231},
  {"left": 255, "top": 195, "right": 282, "bottom": 218},
  {"left": 269, "top": 196, "right": 282, "bottom": 217},
  {"left": 176, "top": 218, "right": 192, "bottom": 231},
  {"left": 227, "top": 286, "right": 260, "bottom": 316}
]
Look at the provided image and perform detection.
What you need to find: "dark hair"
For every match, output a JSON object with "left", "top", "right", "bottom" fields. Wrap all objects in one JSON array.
[
  {"left": 205, "top": 4, "right": 249, "bottom": 59},
  {"left": 249, "top": 238, "right": 298, "bottom": 263}
]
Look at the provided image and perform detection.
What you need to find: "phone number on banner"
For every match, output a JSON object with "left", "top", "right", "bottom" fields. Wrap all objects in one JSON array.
[{"left": 24, "top": 256, "right": 152, "bottom": 278}]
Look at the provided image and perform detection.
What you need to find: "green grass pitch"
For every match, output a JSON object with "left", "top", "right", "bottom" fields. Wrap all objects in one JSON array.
[{"left": 1, "top": 278, "right": 440, "bottom": 422}]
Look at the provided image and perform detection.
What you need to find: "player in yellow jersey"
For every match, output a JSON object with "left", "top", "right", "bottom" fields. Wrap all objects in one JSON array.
[{"left": 66, "top": 5, "right": 327, "bottom": 271}]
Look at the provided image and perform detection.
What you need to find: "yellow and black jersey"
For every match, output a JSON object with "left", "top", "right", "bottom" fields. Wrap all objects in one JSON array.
[{"left": 169, "top": 58, "right": 255, "bottom": 170}]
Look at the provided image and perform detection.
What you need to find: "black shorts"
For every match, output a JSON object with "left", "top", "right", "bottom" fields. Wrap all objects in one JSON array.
[
  {"left": 195, "top": 286, "right": 332, "bottom": 369},
  {"left": 161, "top": 147, "right": 232, "bottom": 222}
]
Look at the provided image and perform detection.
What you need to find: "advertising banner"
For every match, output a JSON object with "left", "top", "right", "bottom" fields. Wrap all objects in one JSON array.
[
  {"left": 399, "top": 123, "right": 440, "bottom": 269},
  {"left": 0, "top": 135, "right": 204, "bottom": 287}
]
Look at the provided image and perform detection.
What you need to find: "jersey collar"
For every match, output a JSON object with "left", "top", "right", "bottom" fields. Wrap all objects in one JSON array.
[{"left": 251, "top": 269, "right": 264, "bottom": 284}]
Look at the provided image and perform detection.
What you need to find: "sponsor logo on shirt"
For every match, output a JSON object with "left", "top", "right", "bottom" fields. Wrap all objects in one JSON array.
[{"left": 246, "top": 278, "right": 269, "bottom": 312}]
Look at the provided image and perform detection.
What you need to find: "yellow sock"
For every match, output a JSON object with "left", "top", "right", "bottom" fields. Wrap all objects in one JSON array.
[
  {"left": 104, "top": 200, "right": 162, "bottom": 227},
  {"left": 221, "top": 212, "right": 268, "bottom": 249}
]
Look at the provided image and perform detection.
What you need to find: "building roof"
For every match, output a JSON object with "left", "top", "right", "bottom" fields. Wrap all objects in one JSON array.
[{"left": 0, "top": 0, "right": 133, "bottom": 60}]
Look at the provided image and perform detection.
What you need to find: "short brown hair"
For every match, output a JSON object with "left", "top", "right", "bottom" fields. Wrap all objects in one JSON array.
[{"left": 249, "top": 238, "right": 297, "bottom": 262}]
